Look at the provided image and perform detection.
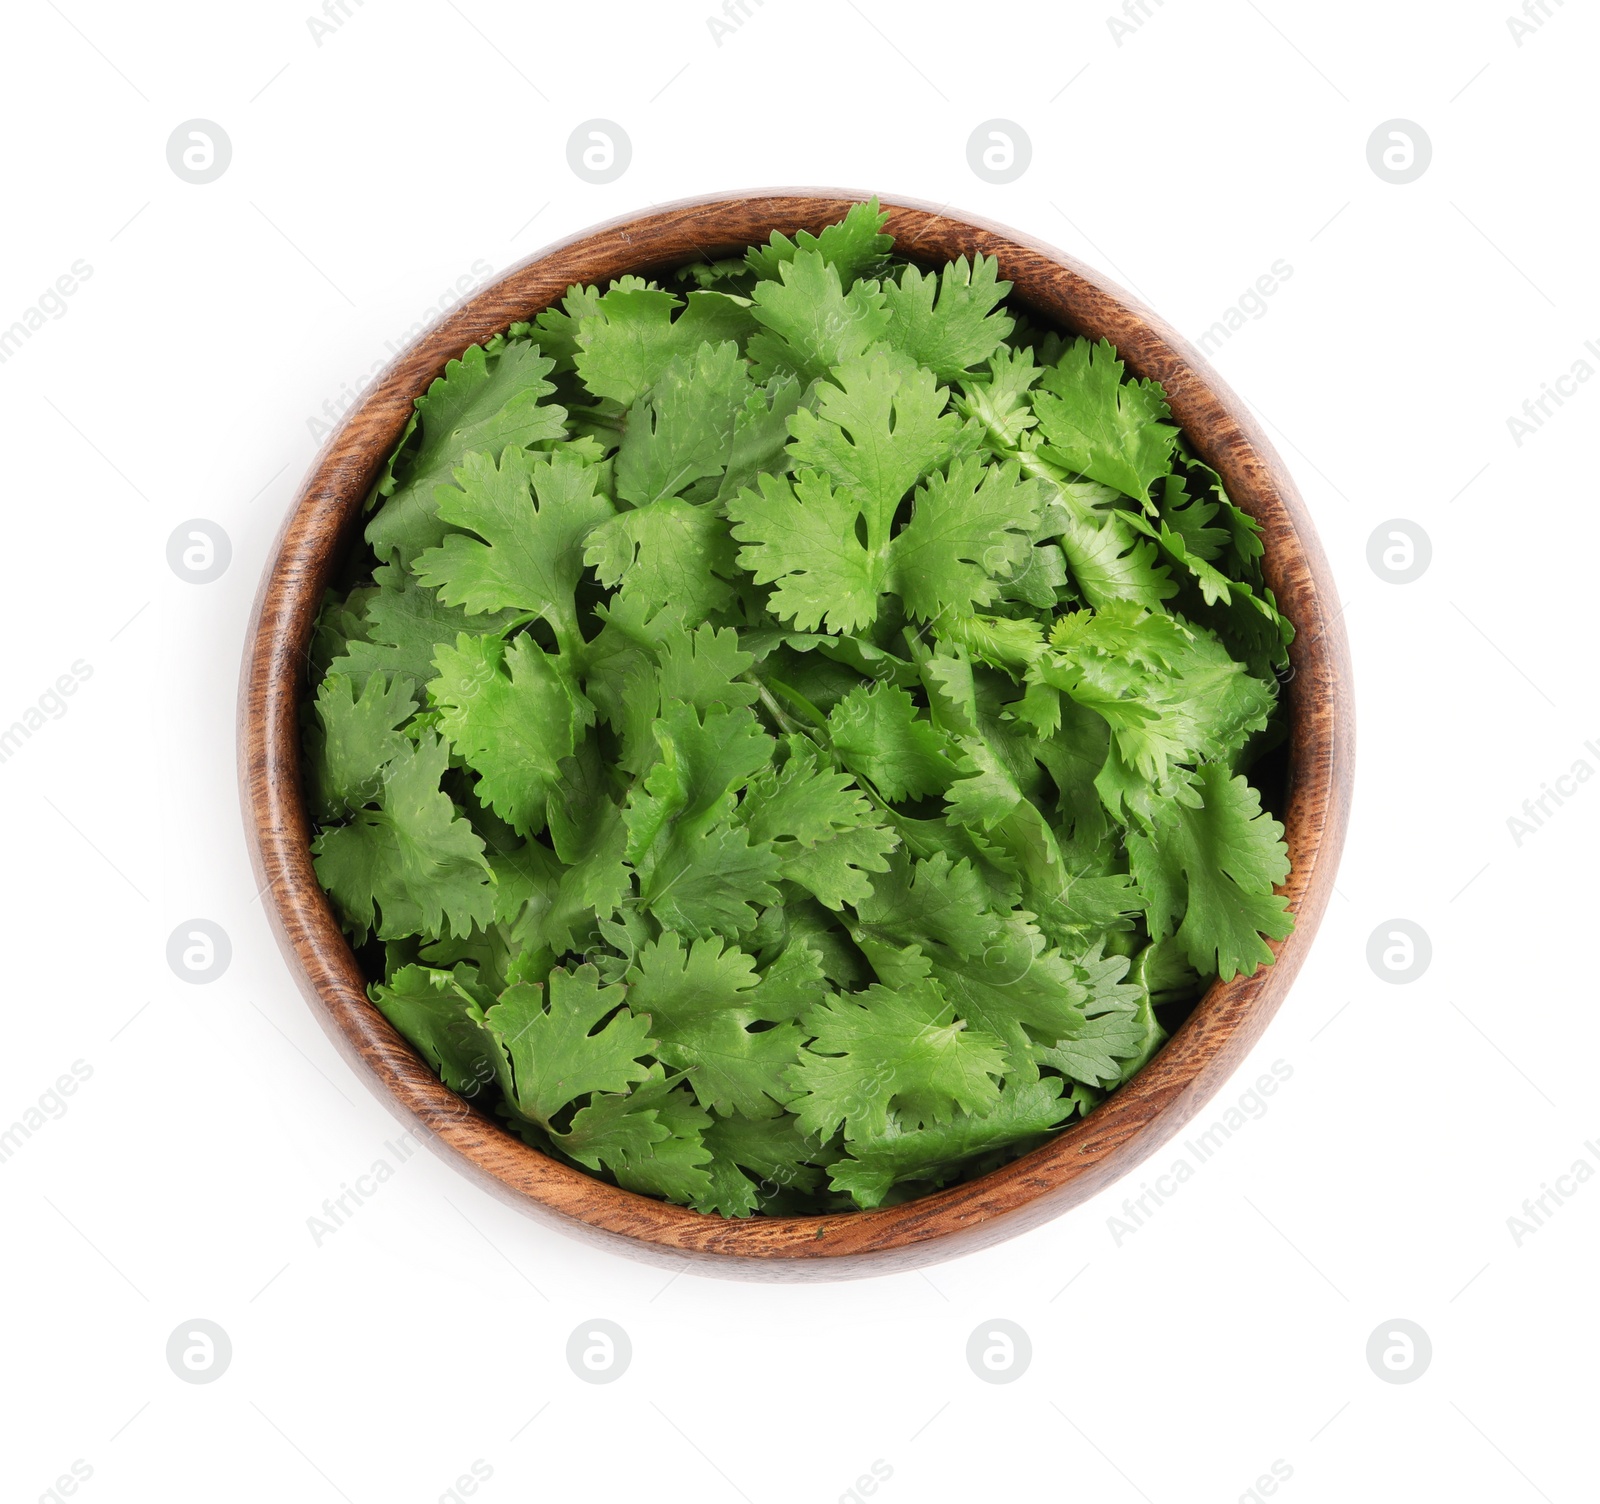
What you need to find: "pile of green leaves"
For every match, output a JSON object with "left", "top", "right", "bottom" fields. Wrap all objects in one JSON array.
[{"left": 303, "top": 200, "right": 1295, "bottom": 1217}]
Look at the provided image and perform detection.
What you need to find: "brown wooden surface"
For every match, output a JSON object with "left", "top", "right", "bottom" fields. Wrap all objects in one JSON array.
[{"left": 238, "top": 190, "right": 1355, "bottom": 1280}]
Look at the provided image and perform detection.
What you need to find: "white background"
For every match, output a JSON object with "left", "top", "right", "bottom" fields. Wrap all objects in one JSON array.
[{"left": 2, "top": 1, "right": 1595, "bottom": 1500}]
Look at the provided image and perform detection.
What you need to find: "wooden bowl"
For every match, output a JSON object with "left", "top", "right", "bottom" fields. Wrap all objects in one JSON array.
[{"left": 240, "top": 191, "right": 1354, "bottom": 1280}]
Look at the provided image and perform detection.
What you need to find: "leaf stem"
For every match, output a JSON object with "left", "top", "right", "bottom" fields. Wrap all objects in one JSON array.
[
  {"left": 747, "top": 676, "right": 804, "bottom": 738},
  {"left": 741, "top": 669, "right": 899, "bottom": 819}
]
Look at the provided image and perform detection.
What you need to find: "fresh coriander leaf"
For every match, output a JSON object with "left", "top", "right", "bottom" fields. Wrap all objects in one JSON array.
[
  {"left": 943, "top": 730, "right": 1134, "bottom": 948},
  {"left": 584, "top": 496, "right": 739, "bottom": 619},
  {"left": 999, "top": 537, "right": 1069, "bottom": 610},
  {"left": 1104, "top": 992, "right": 1167, "bottom": 1088},
  {"left": 1032, "top": 336, "right": 1179, "bottom": 503},
  {"left": 932, "top": 611, "right": 1048, "bottom": 671},
  {"left": 526, "top": 282, "right": 602, "bottom": 372},
  {"left": 556, "top": 1074, "right": 715, "bottom": 1203},
  {"left": 746, "top": 198, "right": 893, "bottom": 284},
  {"left": 623, "top": 704, "right": 781, "bottom": 937},
  {"left": 786, "top": 351, "right": 964, "bottom": 544},
  {"left": 313, "top": 731, "right": 496, "bottom": 942},
  {"left": 786, "top": 976, "right": 1007, "bottom": 1141},
  {"left": 716, "top": 372, "right": 807, "bottom": 501},
  {"left": 737, "top": 737, "right": 873, "bottom": 848},
  {"left": 849, "top": 851, "right": 1001, "bottom": 961},
  {"left": 637, "top": 813, "right": 781, "bottom": 940},
  {"left": 1159, "top": 471, "right": 1230, "bottom": 561},
  {"left": 1033, "top": 1008, "right": 1147, "bottom": 1087},
  {"left": 919, "top": 648, "right": 980, "bottom": 736},
  {"left": 746, "top": 250, "right": 890, "bottom": 382},
  {"left": 607, "top": 620, "right": 762, "bottom": 781},
  {"left": 1131, "top": 933, "right": 1202, "bottom": 1007},
  {"left": 330, "top": 562, "right": 522, "bottom": 693},
  {"left": 751, "top": 935, "right": 833, "bottom": 1021},
  {"left": 851, "top": 854, "right": 1088, "bottom": 1070},
  {"left": 579, "top": 594, "right": 686, "bottom": 733},
  {"left": 1031, "top": 942, "right": 1164, "bottom": 1088},
  {"left": 890, "top": 453, "right": 1045, "bottom": 622},
  {"left": 828, "top": 1076, "right": 1073, "bottom": 1208},
  {"left": 539, "top": 745, "right": 632, "bottom": 954},
  {"left": 573, "top": 285, "right": 756, "bottom": 407},
  {"left": 1126, "top": 760, "right": 1293, "bottom": 981},
  {"left": 728, "top": 355, "right": 981, "bottom": 632},
  {"left": 807, "top": 633, "right": 923, "bottom": 687},
  {"left": 429, "top": 633, "right": 589, "bottom": 838},
  {"left": 615, "top": 339, "right": 754, "bottom": 506},
  {"left": 371, "top": 963, "right": 501, "bottom": 1100},
  {"left": 656, "top": 622, "right": 760, "bottom": 714},
  {"left": 759, "top": 896, "right": 874, "bottom": 989},
  {"left": 1120, "top": 500, "right": 1240, "bottom": 607},
  {"left": 874, "top": 814, "right": 1022, "bottom": 914},
  {"left": 1037, "top": 482, "right": 1178, "bottom": 610},
  {"left": 367, "top": 341, "right": 566, "bottom": 565},
  {"left": 703, "top": 1112, "right": 831, "bottom": 1199},
  {"left": 782, "top": 823, "right": 901, "bottom": 911},
  {"left": 676, "top": 256, "right": 756, "bottom": 293},
  {"left": 310, "top": 586, "right": 375, "bottom": 682},
  {"left": 432, "top": 842, "right": 560, "bottom": 991},
  {"left": 413, "top": 447, "right": 613, "bottom": 655},
  {"left": 485, "top": 963, "right": 655, "bottom": 1127},
  {"left": 727, "top": 468, "right": 881, "bottom": 634},
  {"left": 826, "top": 682, "right": 960, "bottom": 801},
  {"left": 306, "top": 671, "right": 417, "bottom": 821},
  {"left": 1033, "top": 603, "right": 1276, "bottom": 793},
  {"left": 624, "top": 705, "right": 774, "bottom": 857},
  {"left": 954, "top": 345, "right": 1043, "bottom": 447},
  {"left": 881, "top": 254, "right": 1015, "bottom": 380},
  {"left": 625, "top": 932, "right": 803, "bottom": 1117}
]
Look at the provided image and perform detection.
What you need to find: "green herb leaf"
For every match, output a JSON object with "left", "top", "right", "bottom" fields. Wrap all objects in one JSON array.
[
  {"left": 429, "top": 632, "right": 589, "bottom": 838},
  {"left": 826, "top": 682, "right": 961, "bottom": 802},
  {"left": 747, "top": 250, "right": 890, "bottom": 382},
  {"left": 882, "top": 254, "right": 1015, "bottom": 380},
  {"left": 312, "top": 731, "right": 496, "bottom": 942},
  {"left": 371, "top": 963, "right": 501, "bottom": 1100},
  {"left": 414, "top": 447, "right": 613, "bottom": 655},
  {"left": 828, "top": 1076, "right": 1073, "bottom": 1208},
  {"left": 615, "top": 339, "right": 754, "bottom": 506},
  {"left": 746, "top": 198, "right": 893, "bottom": 285},
  {"left": 625, "top": 933, "right": 803, "bottom": 1117},
  {"left": 367, "top": 341, "right": 566, "bottom": 565},
  {"left": 486, "top": 963, "right": 656, "bottom": 1127},
  {"left": 573, "top": 285, "right": 755, "bottom": 407},
  {"left": 1127, "top": 761, "right": 1293, "bottom": 980},
  {"left": 306, "top": 672, "right": 417, "bottom": 821},
  {"left": 1032, "top": 336, "right": 1179, "bottom": 504},
  {"left": 787, "top": 976, "right": 1007, "bottom": 1141}
]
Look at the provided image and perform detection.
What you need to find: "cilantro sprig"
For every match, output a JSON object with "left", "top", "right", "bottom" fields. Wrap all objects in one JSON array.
[{"left": 304, "top": 200, "right": 1295, "bottom": 1216}]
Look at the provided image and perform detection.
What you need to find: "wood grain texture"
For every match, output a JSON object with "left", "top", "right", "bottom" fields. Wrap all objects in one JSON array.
[{"left": 239, "top": 190, "right": 1355, "bottom": 1280}]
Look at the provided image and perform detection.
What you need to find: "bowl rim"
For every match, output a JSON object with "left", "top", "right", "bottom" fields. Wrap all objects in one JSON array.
[{"left": 239, "top": 188, "right": 1354, "bottom": 1281}]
